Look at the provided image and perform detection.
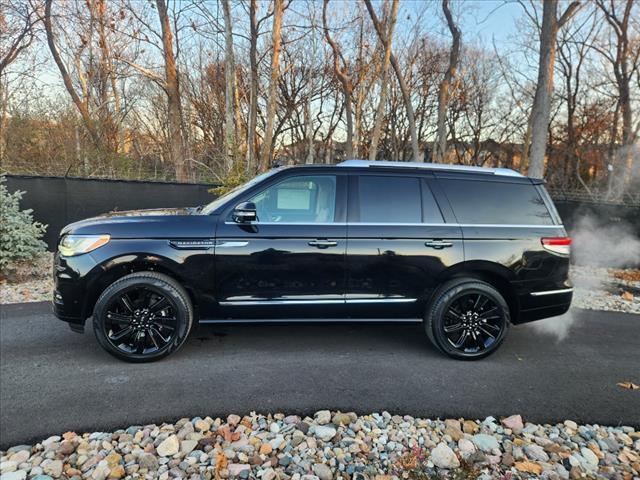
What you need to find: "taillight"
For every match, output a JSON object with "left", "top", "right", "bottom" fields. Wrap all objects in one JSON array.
[{"left": 541, "top": 237, "right": 571, "bottom": 255}]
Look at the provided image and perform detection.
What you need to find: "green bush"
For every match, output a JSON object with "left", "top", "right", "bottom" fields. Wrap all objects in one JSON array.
[{"left": 0, "top": 176, "right": 48, "bottom": 275}]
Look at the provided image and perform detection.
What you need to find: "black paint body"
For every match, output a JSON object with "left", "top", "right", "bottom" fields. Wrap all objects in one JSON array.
[{"left": 53, "top": 165, "right": 572, "bottom": 331}]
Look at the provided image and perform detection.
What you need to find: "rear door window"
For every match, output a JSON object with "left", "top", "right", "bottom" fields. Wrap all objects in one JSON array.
[
  {"left": 355, "top": 175, "right": 444, "bottom": 223},
  {"left": 439, "top": 179, "right": 554, "bottom": 225}
]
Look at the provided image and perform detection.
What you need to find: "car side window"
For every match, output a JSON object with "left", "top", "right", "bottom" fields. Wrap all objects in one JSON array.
[
  {"left": 356, "top": 175, "right": 423, "bottom": 223},
  {"left": 249, "top": 175, "right": 337, "bottom": 223},
  {"left": 439, "top": 179, "right": 554, "bottom": 225}
]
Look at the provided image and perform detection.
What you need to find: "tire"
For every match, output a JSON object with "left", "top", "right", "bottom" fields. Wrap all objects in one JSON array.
[
  {"left": 93, "top": 272, "right": 193, "bottom": 362},
  {"left": 424, "top": 278, "right": 510, "bottom": 360}
]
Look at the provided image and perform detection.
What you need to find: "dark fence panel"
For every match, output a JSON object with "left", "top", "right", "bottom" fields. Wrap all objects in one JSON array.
[
  {"left": 555, "top": 201, "right": 640, "bottom": 236},
  {"left": 5, "top": 175, "right": 218, "bottom": 249},
  {"left": 5, "top": 175, "right": 640, "bottom": 250}
]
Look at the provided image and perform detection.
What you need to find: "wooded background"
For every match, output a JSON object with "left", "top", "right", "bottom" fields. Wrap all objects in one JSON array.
[{"left": 1, "top": 0, "right": 639, "bottom": 203}]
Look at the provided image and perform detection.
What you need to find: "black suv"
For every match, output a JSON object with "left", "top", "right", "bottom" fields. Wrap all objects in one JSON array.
[{"left": 53, "top": 160, "right": 572, "bottom": 362}]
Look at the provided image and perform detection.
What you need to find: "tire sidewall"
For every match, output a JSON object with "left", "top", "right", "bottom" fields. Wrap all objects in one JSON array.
[
  {"left": 426, "top": 280, "right": 510, "bottom": 360},
  {"left": 93, "top": 274, "right": 192, "bottom": 362}
]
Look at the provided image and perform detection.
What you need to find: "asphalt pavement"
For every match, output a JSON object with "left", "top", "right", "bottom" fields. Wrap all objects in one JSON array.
[{"left": 1, "top": 302, "right": 638, "bottom": 448}]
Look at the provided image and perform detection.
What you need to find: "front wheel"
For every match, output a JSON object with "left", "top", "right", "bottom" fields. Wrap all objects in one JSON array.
[
  {"left": 425, "top": 278, "right": 510, "bottom": 360},
  {"left": 93, "top": 272, "right": 193, "bottom": 362}
]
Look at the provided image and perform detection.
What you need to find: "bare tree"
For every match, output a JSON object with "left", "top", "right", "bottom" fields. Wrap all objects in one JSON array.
[
  {"left": 433, "top": 0, "right": 461, "bottom": 163},
  {"left": 246, "top": 0, "right": 259, "bottom": 172},
  {"left": 593, "top": 0, "right": 638, "bottom": 193},
  {"left": 260, "top": 0, "right": 284, "bottom": 171},
  {"left": 221, "top": 0, "right": 236, "bottom": 173},
  {"left": 369, "top": 0, "right": 399, "bottom": 161},
  {"left": 364, "top": 0, "right": 420, "bottom": 161},
  {"left": 527, "top": 0, "right": 581, "bottom": 179},
  {"left": 44, "top": 0, "right": 104, "bottom": 150},
  {"left": 323, "top": 0, "right": 355, "bottom": 159}
]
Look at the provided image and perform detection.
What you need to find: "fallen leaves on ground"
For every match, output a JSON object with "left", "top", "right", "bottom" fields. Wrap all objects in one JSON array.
[
  {"left": 617, "top": 381, "right": 640, "bottom": 390},
  {"left": 621, "top": 291, "right": 634, "bottom": 301},
  {"left": 611, "top": 269, "right": 640, "bottom": 282}
]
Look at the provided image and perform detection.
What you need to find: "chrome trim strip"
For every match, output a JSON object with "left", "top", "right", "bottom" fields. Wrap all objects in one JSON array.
[
  {"left": 219, "top": 298, "right": 417, "bottom": 306},
  {"left": 216, "top": 241, "right": 249, "bottom": 248},
  {"left": 223, "top": 222, "right": 562, "bottom": 228},
  {"left": 199, "top": 318, "right": 423, "bottom": 324},
  {"left": 220, "top": 299, "right": 344, "bottom": 306},
  {"left": 530, "top": 288, "right": 574, "bottom": 297}
]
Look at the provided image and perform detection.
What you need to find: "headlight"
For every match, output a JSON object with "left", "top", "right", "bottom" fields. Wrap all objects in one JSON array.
[{"left": 59, "top": 234, "right": 110, "bottom": 256}]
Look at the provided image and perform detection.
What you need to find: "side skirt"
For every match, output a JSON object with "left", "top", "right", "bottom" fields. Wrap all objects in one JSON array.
[{"left": 197, "top": 318, "right": 423, "bottom": 325}]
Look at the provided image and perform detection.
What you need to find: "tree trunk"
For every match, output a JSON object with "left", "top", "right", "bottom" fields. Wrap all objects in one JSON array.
[
  {"left": 259, "top": 0, "right": 284, "bottom": 171},
  {"left": 221, "top": 0, "right": 236, "bottom": 173},
  {"left": 156, "top": 0, "right": 188, "bottom": 181},
  {"left": 323, "top": 0, "right": 354, "bottom": 159},
  {"left": 434, "top": 0, "right": 461, "bottom": 163},
  {"left": 528, "top": 0, "right": 581, "bottom": 179},
  {"left": 305, "top": 96, "right": 314, "bottom": 164},
  {"left": 363, "top": 0, "right": 420, "bottom": 161},
  {"left": 369, "top": 0, "right": 399, "bottom": 161},
  {"left": 246, "top": 0, "right": 259, "bottom": 173},
  {"left": 44, "top": 0, "right": 104, "bottom": 151}
]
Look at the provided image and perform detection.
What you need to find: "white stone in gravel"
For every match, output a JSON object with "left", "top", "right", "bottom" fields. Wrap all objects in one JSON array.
[
  {"left": 313, "top": 426, "right": 336, "bottom": 442},
  {"left": 0, "top": 461, "right": 18, "bottom": 473},
  {"left": 0, "top": 471, "right": 27, "bottom": 480},
  {"left": 580, "top": 447, "right": 599, "bottom": 470},
  {"left": 228, "top": 463, "right": 250, "bottom": 476},
  {"left": 227, "top": 414, "right": 241, "bottom": 426},
  {"left": 471, "top": 434, "right": 500, "bottom": 452},
  {"left": 458, "top": 438, "right": 476, "bottom": 457},
  {"left": 312, "top": 463, "right": 333, "bottom": 480},
  {"left": 564, "top": 420, "right": 578, "bottom": 430},
  {"left": 42, "top": 436, "right": 61, "bottom": 447},
  {"left": 261, "top": 468, "right": 277, "bottom": 480},
  {"left": 157, "top": 435, "right": 180, "bottom": 457},
  {"left": 525, "top": 444, "right": 549, "bottom": 462},
  {"left": 430, "top": 442, "right": 460, "bottom": 469},
  {"left": 180, "top": 440, "right": 198, "bottom": 455},
  {"left": 314, "top": 410, "right": 331, "bottom": 425},
  {"left": 8, "top": 451, "right": 30, "bottom": 465},
  {"left": 43, "top": 459, "right": 63, "bottom": 477},
  {"left": 270, "top": 422, "right": 280, "bottom": 434}
]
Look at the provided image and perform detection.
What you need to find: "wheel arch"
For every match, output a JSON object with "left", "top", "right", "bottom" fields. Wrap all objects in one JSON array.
[
  {"left": 82, "top": 254, "right": 198, "bottom": 320},
  {"left": 433, "top": 260, "right": 520, "bottom": 322}
]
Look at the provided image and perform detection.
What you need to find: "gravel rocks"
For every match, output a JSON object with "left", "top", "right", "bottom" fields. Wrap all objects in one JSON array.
[
  {"left": 571, "top": 266, "right": 640, "bottom": 314},
  {"left": 1, "top": 412, "right": 638, "bottom": 479}
]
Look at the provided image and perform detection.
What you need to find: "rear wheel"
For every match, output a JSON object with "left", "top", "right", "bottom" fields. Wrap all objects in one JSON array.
[
  {"left": 425, "top": 278, "right": 509, "bottom": 360},
  {"left": 93, "top": 272, "right": 193, "bottom": 362}
]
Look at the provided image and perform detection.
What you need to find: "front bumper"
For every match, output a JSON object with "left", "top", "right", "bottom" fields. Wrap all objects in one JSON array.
[{"left": 52, "top": 251, "right": 97, "bottom": 331}]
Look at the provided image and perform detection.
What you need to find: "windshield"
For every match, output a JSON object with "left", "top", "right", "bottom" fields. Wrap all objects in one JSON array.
[{"left": 200, "top": 169, "right": 282, "bottom": 214}]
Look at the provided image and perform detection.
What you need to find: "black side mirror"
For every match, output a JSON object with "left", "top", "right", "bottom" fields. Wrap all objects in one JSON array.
[{"left": 232, "top": 202, "right": 257, "bottom": 223}]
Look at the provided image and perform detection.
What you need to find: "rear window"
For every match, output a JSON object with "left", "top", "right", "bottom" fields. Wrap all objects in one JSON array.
[{"left": 440, "top": 179, "right": 554, "bottom": 225}]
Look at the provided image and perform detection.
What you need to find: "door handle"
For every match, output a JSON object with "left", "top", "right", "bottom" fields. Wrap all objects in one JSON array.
[
  {"left": 425, "top": 240, "right": 453, "bottom": 249},
  {"left": 308, "top": 240, "right": 338, "bottom": 249}
]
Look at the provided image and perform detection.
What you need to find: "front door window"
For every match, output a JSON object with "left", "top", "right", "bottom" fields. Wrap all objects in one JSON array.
[{"left": 250, "top": 175, "right": 337, "bottom": 223}]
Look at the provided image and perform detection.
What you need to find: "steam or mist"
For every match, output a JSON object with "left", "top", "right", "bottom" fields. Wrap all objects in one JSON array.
[
  {"left": 530, "top": 212, "right": 639, "bottom": 341},
  {"left": 570, "top": 215, "right": 640, "bottom": 268}
]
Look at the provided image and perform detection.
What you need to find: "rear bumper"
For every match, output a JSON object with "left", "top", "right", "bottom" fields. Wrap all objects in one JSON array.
[{"left": 515, "top": 288, "right": 573, "bottom": 324}]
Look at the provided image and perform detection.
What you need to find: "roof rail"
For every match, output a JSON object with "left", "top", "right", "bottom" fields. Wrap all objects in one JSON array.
[{"left": 337, "top": 159, "right": 523, "bottom": 177}]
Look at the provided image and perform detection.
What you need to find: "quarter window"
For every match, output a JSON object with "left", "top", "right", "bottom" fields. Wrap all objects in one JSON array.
[
  {"left": 250, "top": 175, "right": 337, "bottom": 223},
  {"left": 440, "top": 179, "right": 554, "bottom": 225}
]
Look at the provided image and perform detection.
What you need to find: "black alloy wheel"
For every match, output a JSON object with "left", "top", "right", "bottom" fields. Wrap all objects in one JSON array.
[
  {"left": 93, "top": 272, "right": 193, "bottom": 362},
  {"left": 425, "top": 278, "right": 509, "bottom": 360}
]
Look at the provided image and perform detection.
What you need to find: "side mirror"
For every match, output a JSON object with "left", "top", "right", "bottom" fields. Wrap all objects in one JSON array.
[{"left": 232, "top": 201, "right": 257, "bottom": 223}]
